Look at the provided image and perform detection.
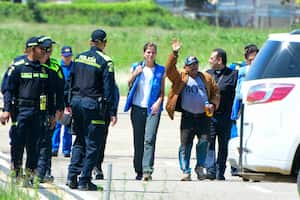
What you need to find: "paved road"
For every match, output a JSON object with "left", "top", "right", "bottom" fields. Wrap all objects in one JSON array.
[{"left": 0, "top": 98, "right": 298, "bottom": 200}]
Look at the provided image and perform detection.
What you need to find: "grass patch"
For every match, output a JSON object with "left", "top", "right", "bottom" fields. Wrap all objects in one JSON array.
[
  {"left": 0, "top": 180, "right": 37, "bottom": 200},
  {"left": 0, "top": 21, "right": 291, "bottom": 95}
]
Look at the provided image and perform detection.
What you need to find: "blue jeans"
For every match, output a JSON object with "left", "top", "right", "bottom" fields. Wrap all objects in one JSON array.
[
  {"left": 52, "top": 122, "right": 72, "bottom": 154},
  {"left": 130, "top": 105, "right": 161, "bottom": 174},
  {"left": 179, "top": 112, "right": 210, "bottom": 174}
]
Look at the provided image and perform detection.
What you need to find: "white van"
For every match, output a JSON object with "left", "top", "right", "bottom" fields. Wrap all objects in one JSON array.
[{"left": 228, "top": 30, "right": 300, "bottom": 193}]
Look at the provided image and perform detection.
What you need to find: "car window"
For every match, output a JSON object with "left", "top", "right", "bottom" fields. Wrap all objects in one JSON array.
[{"left": 246, "top": 40, "right": 300, "bottom": 80}]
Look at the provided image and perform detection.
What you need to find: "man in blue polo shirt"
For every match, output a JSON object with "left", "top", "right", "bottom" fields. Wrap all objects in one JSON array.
[{"left": 52, "top": 46, "right": 74, "bottom": 157}]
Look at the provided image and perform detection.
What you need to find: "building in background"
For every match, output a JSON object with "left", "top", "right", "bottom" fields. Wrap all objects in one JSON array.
[
  {"left": 216, "top": 0, "right": 296, "bottom": 28},
  {"left": 155, "top": 0, "right": 297, "bottom": 28},
  {"left": 11, "top": 0, "right": 299, "bottom": 28}
]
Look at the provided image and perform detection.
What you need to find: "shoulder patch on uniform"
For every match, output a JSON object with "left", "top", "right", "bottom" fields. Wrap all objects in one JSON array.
[
  {"left": 13, "top": 59, "right": 25, "bottom": 66},
  {"left": 96, "top": 51, "right": 114, "bottom": 72},
  {"left": 96, "top": 51, "right": 112, "bottom": 62},
  {"left": 107, "top": 61, "right": 114, "bottom": 72},
  {"left": 7, "top": 66, "right": 15, "bottom": 76}
]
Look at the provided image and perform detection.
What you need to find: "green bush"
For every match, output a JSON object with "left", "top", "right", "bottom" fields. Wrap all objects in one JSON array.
[{"left": 0, "top": 1, "right": 208, "bottom": 29}]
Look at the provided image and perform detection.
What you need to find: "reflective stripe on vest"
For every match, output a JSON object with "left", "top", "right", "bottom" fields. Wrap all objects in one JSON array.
[
  {"left": 75, "top": 57, "right": 101, "bottom": 69},
  {"left": 91, "top": 120, "right": 105, "bottom": 125},
  {"left": 21, "top": 72, "right": 48, "bottom": 79}
]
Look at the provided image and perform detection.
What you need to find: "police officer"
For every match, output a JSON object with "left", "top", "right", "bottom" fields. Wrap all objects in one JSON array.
[
  {"left": 1, "top": 36, "right": 52, "bottom": 187},
  {"left": 36, "top": 36, "right": 65, "bottom": 183},
  {"left": 66, "top": 29, "right": 115, "bottom": 191},
  {"left": 0, "top": 37, "right": 37, "bottom": 175}
]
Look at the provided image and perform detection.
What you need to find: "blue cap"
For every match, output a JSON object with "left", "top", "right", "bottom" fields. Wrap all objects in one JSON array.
[
  {"left": 185, "top": 56, "right": 199, "bottom": 66},
  {"left": 61, "top": 46, "right": 73, "bottom": 57}
]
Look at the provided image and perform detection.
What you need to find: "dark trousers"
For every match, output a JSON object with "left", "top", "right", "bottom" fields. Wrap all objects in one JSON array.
[
  {"left": 9, "top": 106, "right": 18, "bottom": 167},
  {"left": 206, "top": 113, "right": 232, "bottom": 177},
  {"left": 38, "top": 124, "right": 54, "bottom": 178},
  {"left": 12, "top": 107, "right": 44, "bottom": 171},
  {"left": 130, "top": 105, "right": 161, "bottom": 174},
  {"left": 67, "top": 96, "right": 105, "bottom": 184},
  {"left": 95, "top": 116, "right": 110, "bottom": 171},
  {"left": 179, "top": 112, "right": 210, "bottom": 174}
]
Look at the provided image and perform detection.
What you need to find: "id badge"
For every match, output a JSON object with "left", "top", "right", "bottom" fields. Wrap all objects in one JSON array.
[{"left": 40, "top": 95, "right": 47, "bottom": 111}]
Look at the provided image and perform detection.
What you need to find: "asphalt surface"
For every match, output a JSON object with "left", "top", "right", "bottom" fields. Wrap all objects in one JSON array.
[{"left": 0, "top": 97, "right": 298, "bottom": 200}]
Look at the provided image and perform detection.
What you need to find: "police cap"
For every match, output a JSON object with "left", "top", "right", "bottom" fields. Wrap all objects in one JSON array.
[
  {"left": 25, "top": 36, "right": 39, "bottom": 48},
  {"left": 91, "top": 29, "right": 107, "bottom": 42},
  {"left": 37, "top": 36, "right": 56, "bottom": 48}
]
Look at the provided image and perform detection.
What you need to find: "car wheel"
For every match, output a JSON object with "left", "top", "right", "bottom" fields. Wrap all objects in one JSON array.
[
  {"left": 242, "top": 177, "right": 249, "bottom": 182},
  {"left": 297, "top": 169, "right": 300, "bottom": 196}
]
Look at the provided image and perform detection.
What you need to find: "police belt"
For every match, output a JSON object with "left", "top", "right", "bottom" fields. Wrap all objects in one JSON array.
[
  {"left": 73, "top": 94, "right": 103, "bottom": 102},
  {"left": 182, "top": 111, "right": 205, "bottom": 118},
  {"left": 18, "top": 99, "right": 40, "bottom": 107}
]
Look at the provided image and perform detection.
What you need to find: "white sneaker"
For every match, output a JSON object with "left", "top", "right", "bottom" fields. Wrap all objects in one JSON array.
[{"left": 180, "top": 173, "right": 191, "bottom": 181}]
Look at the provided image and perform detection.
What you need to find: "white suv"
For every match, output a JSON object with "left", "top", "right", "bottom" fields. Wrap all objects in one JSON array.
[{"left": 228, "top": 30, "right": 300, "bottom": 193}]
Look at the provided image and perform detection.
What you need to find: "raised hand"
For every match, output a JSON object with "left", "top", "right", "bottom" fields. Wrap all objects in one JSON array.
[{"left": 172, "top": 39, "right": 182, "bottom": 52}]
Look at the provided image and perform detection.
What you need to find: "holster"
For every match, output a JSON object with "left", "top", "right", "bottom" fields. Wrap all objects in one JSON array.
[
  {"left": 96, "top": 96, "right": 107, "bottom": 119},
  {"left": 10, "top": 101, "right": 18, "bottom": 124}
]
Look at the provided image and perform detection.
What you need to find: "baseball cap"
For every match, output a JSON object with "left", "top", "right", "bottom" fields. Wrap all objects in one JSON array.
[
  {"left": 37, "top": 36, "right": 56, "bottom": 48},
  {"left": 25, "top": 36, "right": 39, "bottom": 48},
  {"left": 185, "top": 56, "right": 199, "bottom": 66},
  {"left": 61, "top": 46, "right": 73, "bottom": 57},
  {"left": 91, "top": 29, "right": 107, "bottom": 42}
]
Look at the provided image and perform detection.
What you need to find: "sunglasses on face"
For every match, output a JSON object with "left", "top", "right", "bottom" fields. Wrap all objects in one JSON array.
[
  {"left": 37, "top": 46, "right": 52, "bottom": 52},
  {"left": 45, "top": 47, "right": 52, "bottom": 53}
]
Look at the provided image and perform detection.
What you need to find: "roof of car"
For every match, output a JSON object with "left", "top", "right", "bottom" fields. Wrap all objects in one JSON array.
[{"left": 268, "top": 32, "right": 300, "bottom": 42}]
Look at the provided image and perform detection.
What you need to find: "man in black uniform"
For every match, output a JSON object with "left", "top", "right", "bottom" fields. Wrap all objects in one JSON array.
[
  {"left": 66, "top": 29, "right": 115, "bottom": 191},
  {"left": 205, "top": 48, "right": 238, "bottom": 180},
  {"left": 1, "top": 37, "right": 37, "bottom": 174},
  {"left": 36, "top": 36, "right": 65, "bottom": 183},
  {"left": 0, "top": 37, "right": 52, "bottom": 187}
]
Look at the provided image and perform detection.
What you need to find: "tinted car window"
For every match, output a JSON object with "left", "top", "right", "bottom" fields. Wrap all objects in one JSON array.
[{"left": 246, "top": 40, "right": 300, "bottom": 80}]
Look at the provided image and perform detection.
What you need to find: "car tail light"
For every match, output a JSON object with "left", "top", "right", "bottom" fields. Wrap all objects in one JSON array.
[{"left": 246, "top": 83, "right": 295, "bottom": 104}]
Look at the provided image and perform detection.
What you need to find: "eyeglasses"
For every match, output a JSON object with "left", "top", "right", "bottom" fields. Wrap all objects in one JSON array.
[
  {"left": 45, "top": 47, "right": 52, "bottom": 53},
  {"left": 37, "top": 46, "right": 52, "bottom": 53}
]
